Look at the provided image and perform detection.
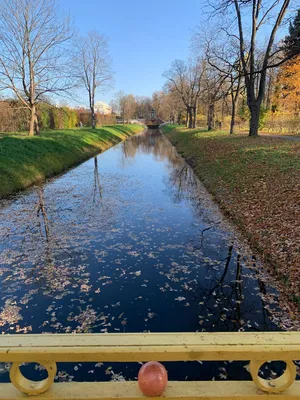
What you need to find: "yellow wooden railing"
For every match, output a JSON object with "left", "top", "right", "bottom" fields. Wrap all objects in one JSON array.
[{"left": 0, "top": 332, "right": 299, "bottom": 399}]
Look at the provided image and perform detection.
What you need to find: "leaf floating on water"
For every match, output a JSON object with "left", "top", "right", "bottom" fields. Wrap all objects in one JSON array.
[
  {"left": 105, "top": 367, "right": 113, "bottom": 375},
  {"left": 175, "top": 296, "right": 186, "bottom": 302},
  {"left": 130, "top": 271, "right": 141, "bottom": 276},
  {"left": 0, "top": 300, "right": 22, "bottom": 327}
]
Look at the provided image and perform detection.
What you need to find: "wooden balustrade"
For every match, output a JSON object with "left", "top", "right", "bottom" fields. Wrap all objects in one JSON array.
[{"left": 0, "top": 332, "right": 299, "bottom": 399}]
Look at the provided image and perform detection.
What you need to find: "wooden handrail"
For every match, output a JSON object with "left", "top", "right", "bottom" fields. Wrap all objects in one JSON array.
[{"left": 0, "top": 332, "right": 299, "bottom": 399}]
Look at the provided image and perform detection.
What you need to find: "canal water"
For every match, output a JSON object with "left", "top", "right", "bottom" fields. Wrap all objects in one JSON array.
[{"left": 0, "top": 129, "right": 287, "bottom": 383}]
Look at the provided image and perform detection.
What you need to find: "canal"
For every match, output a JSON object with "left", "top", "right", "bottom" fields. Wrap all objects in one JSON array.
[{"left": 0, "top": 129, "right": 288, "bottom": 383}]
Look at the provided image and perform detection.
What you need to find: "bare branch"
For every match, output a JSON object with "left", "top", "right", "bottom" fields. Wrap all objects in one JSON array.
[
  {"left": 0, "top": 0, "right": 74, "bottom": 135},
  {"left": 73, "top": 31, "right": 113, "bottom": 128}
]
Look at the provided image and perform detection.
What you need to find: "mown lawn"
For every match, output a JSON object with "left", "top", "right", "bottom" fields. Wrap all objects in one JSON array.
[
  {"left": 0, "top": 124, "right": 144, "bottom": 198},
  {"left": 162, "top": 124, "right": 300, "bottom": 309}
]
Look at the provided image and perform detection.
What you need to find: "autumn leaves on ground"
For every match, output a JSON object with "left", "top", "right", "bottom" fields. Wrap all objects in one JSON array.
[{"left": 163, "top": 125, "right": 300, "bottom": 311}]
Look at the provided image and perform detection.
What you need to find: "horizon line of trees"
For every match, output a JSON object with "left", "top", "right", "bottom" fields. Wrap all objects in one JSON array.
[
  {"left": 0, "top": 99, "right": 118, "bottom": 132},
  {"left": 0, "top": 88, "right": 171, "bottom": 133}
]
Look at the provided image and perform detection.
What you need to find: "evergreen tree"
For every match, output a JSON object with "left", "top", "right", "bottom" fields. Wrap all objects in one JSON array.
[{"left": 284, "top": 10, "right": 300, "bottom": 58}]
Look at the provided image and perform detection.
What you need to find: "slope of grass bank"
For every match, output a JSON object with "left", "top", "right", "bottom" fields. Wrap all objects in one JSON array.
[
  {"left": 0, "top": 124, "right": 144, "bottom": 198},
  {"left": 162, "top": 124, "right": 300, "bottom": 310}
]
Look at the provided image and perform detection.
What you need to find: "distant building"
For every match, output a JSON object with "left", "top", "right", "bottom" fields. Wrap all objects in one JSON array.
[{"left": 94, "top": 101, "right": 112, "bottom": 115}]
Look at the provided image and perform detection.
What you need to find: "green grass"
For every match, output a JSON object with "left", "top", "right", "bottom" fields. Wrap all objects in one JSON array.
[
  {"left": 0, "top": 124, "right": 144, "bottom": 198},
  {"left": 162, "top": 125, "right": 300, "bottom": 192}
]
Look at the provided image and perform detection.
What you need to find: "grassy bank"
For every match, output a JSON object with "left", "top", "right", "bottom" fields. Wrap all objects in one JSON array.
[
  {"left": 162, "top": 124, "right": 300, "bottom": 309},
  {"left": 0, "top": 124, "right": 144, "bottom": 198}
]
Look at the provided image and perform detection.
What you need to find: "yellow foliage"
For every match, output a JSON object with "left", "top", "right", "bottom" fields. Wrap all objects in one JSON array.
[{"left": 274, "top": 55, "right": 300, "bottom": 114}]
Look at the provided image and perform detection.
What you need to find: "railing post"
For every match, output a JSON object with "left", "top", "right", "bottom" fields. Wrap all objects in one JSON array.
[
  {"left": 10, "top": 361, "right": 57, "bottom": 395},
  {"left": 250, "top": 359, "right": 297, "bottom": 393}
]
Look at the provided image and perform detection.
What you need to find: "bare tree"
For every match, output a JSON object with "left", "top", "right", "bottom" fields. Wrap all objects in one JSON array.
[
  {"left": 115, "top": 91, "right": 126, "bottom": 124},
  {"left": 125, "top": 95, "right": 137, "bottom": 122},
  {"left": 0, "top": 0, "right": 73, "bottom": 136},
  {"left": 201, "top": 63, "right": 228, "bottom": 130},
  {"left": 203, "top": 32, "right": 243, "bottom": 133},
  {"left": 163, "top": 59, "right": 205, "bottom": 128},
  {"left": 151, "top": 89, "right": 186, "bottom": 124},
  {"left": 209, "top": 0, "right": 298, "bottom": 136},
  {"left": 135, "top": 96, "right": 152, "bottom": 119},
  {"left": 152, "top": 91, "right": 164, "bottom": 116},
  {"left": 74, "top": 31, "right": 113, "bottom": 129},
  {"left": 114, "top": 91, "right": 137, "bottom": 124},
  {"left": 228, "top": 65, "right": 243, "bottom": 134},
  {"left": 109, "top": 99, "right": 118, "bottom": 116}
]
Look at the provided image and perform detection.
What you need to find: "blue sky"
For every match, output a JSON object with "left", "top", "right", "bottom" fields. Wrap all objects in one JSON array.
[{"left": 61, "top": 0, "right": 203, "bottom": 106}]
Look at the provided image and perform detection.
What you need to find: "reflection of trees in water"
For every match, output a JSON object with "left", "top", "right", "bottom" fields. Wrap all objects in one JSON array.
[
  {"left": 192, "top": 247, "right": 272, "bottom": 331},
  {"left": 121, "top": 130, "right": 181, "bottom": 166},
  {"left": 163, "top": 142, "right": 272, "bottom": 328},
  {"left": 31, "top": 188, "right": 55, "bottom": 281},
  {"left": 28, "top": 187, "right": 76, "bottom": 296},
  {"left": 120, "top": 131, "right": 274, "bottom": 331},
  {"left": 92, "top": 157, "right": 102, "bottom": 206},
  {"left": 35, "top": 187, "right": 50, "bottom": 241},
  {"left": 168, "top": 164, "right": 198, "bottom": 203}
]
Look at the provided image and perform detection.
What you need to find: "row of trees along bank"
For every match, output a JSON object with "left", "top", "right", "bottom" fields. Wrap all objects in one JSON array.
[
  {"left": 0, "top": 100, "right": 116, "bottom": 133},
  {"left": 160, "top": 5, "right": 300, "bottom": 136},
  {"left": 0, "top": 0, "right": 114, "bottom": 136}
]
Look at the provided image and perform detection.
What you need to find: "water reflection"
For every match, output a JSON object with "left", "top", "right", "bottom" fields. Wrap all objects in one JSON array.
[
  {"left": 0, "top": 129, "right": 292, "bottom": 383},
  {"left": 191, "top": 250, "right": 270, "bottom": 332},
  {"left": 92, "top": 157, "right": 102, "bottom": 205},
  {"left": 122, "top": 130, "right": 180, "bottom": 165},
  {"left": 168, "top": 164, "right": 198, "bottom": 203},
  {"left": 36, "top": 187, "right": 50, "bottom": 240}
]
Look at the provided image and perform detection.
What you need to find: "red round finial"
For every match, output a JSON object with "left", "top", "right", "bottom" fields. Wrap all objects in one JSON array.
[{"left": 138, "top": 361, "right": 168, "bottom": 397}]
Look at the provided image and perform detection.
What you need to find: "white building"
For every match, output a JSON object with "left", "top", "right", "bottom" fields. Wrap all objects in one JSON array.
[{"left": 94, "top": 101, "right": 112, "bottom": 115}]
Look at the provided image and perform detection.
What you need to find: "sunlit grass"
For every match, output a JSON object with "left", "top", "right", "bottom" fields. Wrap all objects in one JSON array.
[
  {"left": 0, "top": 125, "right": 144, "bottom": 198},
  {"left": 162, "top": 125, "right": 300, "bottom": 191}
]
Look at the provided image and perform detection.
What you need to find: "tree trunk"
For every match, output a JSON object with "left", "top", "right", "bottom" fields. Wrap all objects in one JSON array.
[
  {"left": 186, "top": 110, "right": 189, "bottom": 128},
  {"left": 249, "top": 102, "right": 260, "bottom": 137},
  {"left": 34, "top": 112, "right": 40, "bottom": 135},
  {"left": 230, "top": 74, "right": 241, "bottom": 135},
  {"left": 230, "top": 100, "right": 236, "bottom": 135},
  {"left": 188, "top": 107, "right": 193, "bottom": 129},
  {"left": 207, "top": 104, "right": 215, "bottom": 131},
  {"left": 91, "top": 107, "right": 96, "bottom": 129},
  {"left": 177, "top": 113, "right": 182, "bottom": 125},
  {"left": 29, "top": 105, "right": 39, "bottom": 136},
  {"left": 193, "top": 105, "right": 197, "bottom": 128}
]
